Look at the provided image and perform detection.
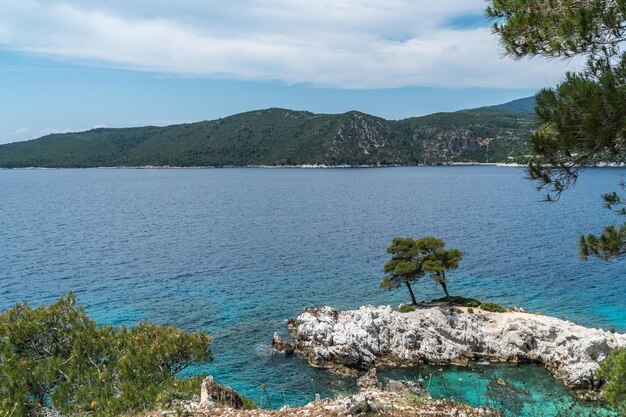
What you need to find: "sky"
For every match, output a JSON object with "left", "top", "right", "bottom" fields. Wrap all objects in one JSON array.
[{"left": 0, "top": 0, "right": 579, "bottom": 144}]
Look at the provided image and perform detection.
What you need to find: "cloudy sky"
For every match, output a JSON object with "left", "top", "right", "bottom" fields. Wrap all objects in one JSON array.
[{"left": 0, "top": 0, "right": 577, "bottom": 144}]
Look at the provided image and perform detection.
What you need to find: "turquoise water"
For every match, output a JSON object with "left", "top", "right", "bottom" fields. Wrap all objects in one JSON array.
[
  {"left": 381, "top": 365, "right": 617, "bottom": 416},
  {"left": 0, "top": 166, "right": 624, "bottom": 415}
]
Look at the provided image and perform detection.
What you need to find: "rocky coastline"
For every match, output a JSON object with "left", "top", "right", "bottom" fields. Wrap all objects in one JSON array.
[
  {"left": 153, "top": 371, "right": 500, "bottom": 417},
  {"left": 272, "top": 303, "right": 626, "bottom": 399}
]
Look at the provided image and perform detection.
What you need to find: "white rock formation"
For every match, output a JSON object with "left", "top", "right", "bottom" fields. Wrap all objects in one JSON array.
[{"left": 273, "top": 304, "right": 626, "bottom": 393}]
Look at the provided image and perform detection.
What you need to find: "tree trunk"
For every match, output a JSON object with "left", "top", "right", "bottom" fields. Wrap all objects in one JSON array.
[
  {"left": 439, "top": 274, "right": 451, "bottom": 304},
  {"left": 405, "top": 281, "right": 418, "bottom": 305}
]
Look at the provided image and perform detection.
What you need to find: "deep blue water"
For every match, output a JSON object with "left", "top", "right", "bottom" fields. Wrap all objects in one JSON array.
[{"left": 1, "top": 166, "right": 624, "bottom": 415}]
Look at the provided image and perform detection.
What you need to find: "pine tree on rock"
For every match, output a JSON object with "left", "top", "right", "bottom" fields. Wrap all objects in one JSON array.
[
  {"left": 381, "top": 236, "right": 463, "bottom": 306},
  {"left": 415, "top": 237, "right": 464, "bottom": 304},
  {"left": 381, "top": 237, "right": 422, "bottom": 305}
]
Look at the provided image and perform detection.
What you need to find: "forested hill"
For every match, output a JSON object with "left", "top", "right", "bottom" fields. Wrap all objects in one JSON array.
[{"left": 0, "top": 98, "right": 537, "bottom": 168}]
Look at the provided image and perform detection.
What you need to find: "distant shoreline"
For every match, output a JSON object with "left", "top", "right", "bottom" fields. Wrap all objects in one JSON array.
[
  {"left": 2, "top": 163, "right": 500, "bottom": 170},
  {"left": 1, "top": 162, "right": 625, "bottom": 170}
]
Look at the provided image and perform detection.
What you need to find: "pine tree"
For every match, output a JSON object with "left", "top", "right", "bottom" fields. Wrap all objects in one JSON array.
[
  {"left": 381, "top": 237, "right": 464, "bottom": 305},
  {"left": 0, "top": 294, "right": 212, "bottom": 417},
  {"left": 415, "top": 237, "right": 464, "bottom": 304},
  {"left": 381, "top": 237, "right": 422, "bottom": 305},
  {"left": 487, "top": 0, "right": 626, "bottom": 260}
]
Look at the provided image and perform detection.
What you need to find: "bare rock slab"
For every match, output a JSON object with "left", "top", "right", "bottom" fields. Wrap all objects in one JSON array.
[{"left": 273, "top": 304, "right": 626, "bottom": 394}]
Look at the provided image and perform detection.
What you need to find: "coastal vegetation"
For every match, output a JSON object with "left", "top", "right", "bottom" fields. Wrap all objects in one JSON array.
[
  {"left": 598, "top": 347, "right": 626, "bottom": 413},
  {"left": 431, "top": 296, "right": 509, "bottom": 313},
  {"left": 381, "top": 238, "right": 422, "bottom": 305},
  {"left": 487, "top": 0, "right": 626, "bottom": 260},
  {"left": 0, "top": 294, "right": 212, "bottom": 417},
  {"left": 416, "top": 237, "right": 463, "bottom": 303},
  {"left": 381, "top": 237, "right": 463, "bottom": 305},
  {"left": 0, "top": 100, "right": 536, "bottom": 168}
]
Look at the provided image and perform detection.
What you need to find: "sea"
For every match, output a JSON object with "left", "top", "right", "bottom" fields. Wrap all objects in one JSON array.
[{"left": 1, "top": 166, "right": 624, "bottom": 416}]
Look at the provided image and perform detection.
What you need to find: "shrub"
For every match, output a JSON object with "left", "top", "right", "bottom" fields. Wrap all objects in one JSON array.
[
  {"left": 0, "top": 293, "right": 212, "bottom": 417},
  {"left": 402, "top": 391, "right": 429, "bottom": 407},
  {"left": 242, "top": 396, "right": 259, "bottom": 410},
  {"left": 598, "top": 348, "right": 626, "bottom": 413},
  {"left": 479, "top": 302, "right": 508, "bottom": 313},
  {"left": 608, "top": 326, "right": 616, "bottom": 334},
  {"left": 156, "top": 375, "right": 205, "bottom": 407},
  {"left": 432, "top": 296, "right": 480, "bottom": 307},
  {"left": 399, "top": 305, "right": 416, "bottom": 313},
  {"left": 467, "top": 307, "right": 474, "bottom": 314},
  {"left": 433, "top": 296, "right": 507, "bottom": 312}
]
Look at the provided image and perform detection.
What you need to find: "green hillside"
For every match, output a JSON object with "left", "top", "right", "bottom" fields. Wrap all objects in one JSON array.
[{"left": 0, "top": 99, "right": 537, "bottom": 168}]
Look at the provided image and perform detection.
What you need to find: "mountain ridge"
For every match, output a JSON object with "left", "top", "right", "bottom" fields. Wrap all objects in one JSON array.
[{"left": 0, "top": 97, "right": 537, "bottom": 168}]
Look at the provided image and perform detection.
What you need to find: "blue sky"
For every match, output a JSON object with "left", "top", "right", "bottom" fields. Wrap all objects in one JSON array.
[{"left": 0, "top": 1, "right": 577, "bottom": 144}]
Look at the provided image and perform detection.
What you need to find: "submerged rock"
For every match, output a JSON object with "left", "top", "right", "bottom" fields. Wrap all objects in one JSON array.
[
  {"left": 271, "top": 332, "right": 295, "bottom": 354},
  {"left": 273, "top": 304, "right": 626, "bottom": 395}
]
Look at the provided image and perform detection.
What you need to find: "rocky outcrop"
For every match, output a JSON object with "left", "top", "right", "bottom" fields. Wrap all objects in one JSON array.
[
  {"left": 199, "top": 376, "right": 245, "bottom": 408},
  {"left": 157, "top": 370, "right": 499, "bottom": 417},
  {"left": 272, "top": 304, "right": 626, "bottom": 395}
]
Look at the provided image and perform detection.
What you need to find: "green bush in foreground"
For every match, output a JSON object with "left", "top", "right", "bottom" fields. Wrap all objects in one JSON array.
[
  {"left": 598, "top": 347, "right": 626, "bottom": 413},
  {"left": 399, "top": 305, "right": 416, "bottom": 313},
  {"left": 0, "top": 293, "right": 212, "bottom": 417}
]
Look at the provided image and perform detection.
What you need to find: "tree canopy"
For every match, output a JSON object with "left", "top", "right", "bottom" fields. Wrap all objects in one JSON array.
[
  {"left": 381, "top": 237, "right": 422, "bottom": 305},
  {"left": 0, "top": 294, "right": 212, "bottom": 417},
  {"left": 415, "top": 237, "right": 464, "bottom": 303},
  {"left": 381, "top": 237, "right": 463, "bottom": 305},
  {"left": 487, "top": 0, "right": 626, "bottom": 260}
]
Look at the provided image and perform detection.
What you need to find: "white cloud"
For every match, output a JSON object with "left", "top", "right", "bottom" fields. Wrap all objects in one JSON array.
[
  {"left": 0, "top": 127, "right": 32, "bottom": 144},
  {"left": 0, "top": 0, "right": 579, "bottom": 89}
]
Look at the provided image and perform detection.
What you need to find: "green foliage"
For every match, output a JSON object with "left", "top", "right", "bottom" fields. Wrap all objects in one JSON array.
[
  {"left": 382, "top": 237, "right": 463, "bottom": 304},
  {"left": 382, "top": 237, "right": 422, "bottom": 305},
  {"left": 398, "top": 305, "right": 416, "bottom": 313},
  {"left": 0, "top": 105, "right": 536, "bottom": 168},
  {"left": 432, "top": 296, "right": 507, "bottom": 312},
  {"left": 580, "top": 222, "right": 626, "bottom": 260},
  {"left": 487, "top": 0, "right": 626, "bottom": 59},
  {"left": 241, "top": 396, "right": 259, "bottom": 410},
  {"left": 401, "top": 391, "right": 429, "bottom": 407},
  {"left": 155, "top": 375, "right": 205, "bottom": 408},
  {"left": 432, "top": 296, "right": 480, "bottom": 307},
  {"left": 415, "top": 237, "right": 464, "bottom": 301},
  {"left": 479, "top": 302, "right": 508, "bottom": 313},
  {"left": 381, "top": 238, "right": 421, "bottom": 289},
  {"left": 580, "top": 182, "right": 626, "bottom": 260},
  {"left": 0, "top": 293, "right": 212, "bottom": 417},
  {"left": 598, "top": 348, "right": 626, "bottom": 413},
  {"left": 487, "top": 0, "right": 626, "bottom": 261}
]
